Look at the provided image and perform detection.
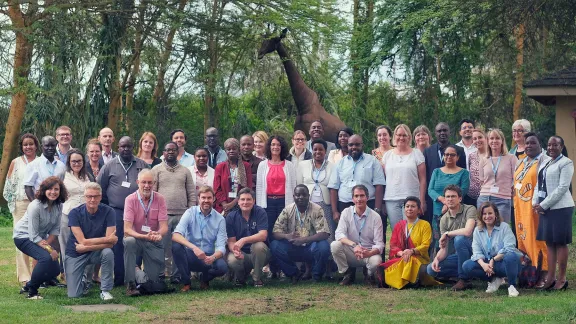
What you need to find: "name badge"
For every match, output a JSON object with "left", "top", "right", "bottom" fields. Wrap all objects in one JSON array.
[
  {"left": 313, "top": 188, "right": 322, "bottom": 197},
  {"left": 348, "top": 180, "right": 357, "bottom": 187},
  {"left": 515, "top": 183, "right": 522, "bottom": 190},
  {"left": 121, "top": 181, "right": 131, "bottom": 188},
  {"left": 538, "top": 191, "right": 546, "bottom": 198},
  {"left": 490, "top": 186, "right": 499, "bottom": 194},
  {"left": 141, "top": 225, "right": 151, "bottom": 233},
  {"left": 228, "top": 192, "right": 237, "bottom": 199}
]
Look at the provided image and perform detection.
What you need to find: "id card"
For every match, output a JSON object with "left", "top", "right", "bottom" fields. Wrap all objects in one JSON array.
[
  {"left": 121, "top": 181, "right": 131, "bottom": 188},
  {"left": 490, "top": 186, "right": 500, "bottom": 194},
  {"left": 515, "top": 183, "right": 522, "bottom": 190},
  {"left": 538, "top": 191, "right": 546, "bottom": 198},
  {"left": 141, "top": 225, "right": 151, "bottom": 233},
  {"left": 313, "top": 188, "right": 322, "bottom": 197},
  {"left": 228, "top": 192, "right": 237, "bottom": 199}
]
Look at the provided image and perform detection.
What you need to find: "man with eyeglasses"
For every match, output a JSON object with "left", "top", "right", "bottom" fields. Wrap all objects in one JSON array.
[
  {"left": 328, "top": 135, "right": 386, "bottom": 228},
  {"left": 152, "top": 142, "right": 196, "bottom": 284},
  {"left": 164, "top": 129, "right": 195, "bottom": 167},
  {"left": 55, "top": 126, "right": 74, "bottom": 163},
  {"left": 423, "top": 123, "right": 466, "bottom": 223},
  {"left": 97, "top": 136, "right": 149, "bottom": 286},
  {"left": 65, "top": 183, "right": 117, "bottom": 300},
  {"left": 205, "top": 127, "right": 227, "bottom": 168},
  {"left": 426, "top": 185, "right": 476, "bottom": 291},
  {"left": 306, "top": 120, "right": 337, "bottom": 154},
  {"left": 123, "top": 169, "right": 168, "bottom": 296}
]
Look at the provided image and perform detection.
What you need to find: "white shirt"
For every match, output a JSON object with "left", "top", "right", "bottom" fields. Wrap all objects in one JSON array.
[
  {"left": 382, "top": 149, "right": 424, "bottom": 200},
  {"left": 456, "top": 140, "right": 477, "bottom": 169}
]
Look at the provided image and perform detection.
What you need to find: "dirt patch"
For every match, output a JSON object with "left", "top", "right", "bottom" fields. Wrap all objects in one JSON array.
[{"left": 64, "top": 304, "right": 137, "bottom": 312}]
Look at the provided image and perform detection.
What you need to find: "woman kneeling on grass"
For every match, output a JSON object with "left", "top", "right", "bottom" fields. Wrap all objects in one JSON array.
[
  {"left": 381, "top": 196, "right": 438, "bottom": 289},
  {"left": 13, "top": 176, "right": 68, "bottom": 299},
  {"left": 462, "top": 202, "right": 522, "bottom": 297}
]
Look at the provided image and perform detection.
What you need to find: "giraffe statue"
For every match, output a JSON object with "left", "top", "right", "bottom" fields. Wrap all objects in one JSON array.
[{"left": 258, "top": 28, "right": 346, "bottom": 142}]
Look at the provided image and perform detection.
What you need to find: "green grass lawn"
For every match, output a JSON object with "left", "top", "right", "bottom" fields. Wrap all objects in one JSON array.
[{"left": 1, "top": 226, "right": 576, "bottom": 323}]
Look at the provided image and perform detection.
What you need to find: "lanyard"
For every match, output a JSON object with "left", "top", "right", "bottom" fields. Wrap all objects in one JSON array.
[
  {"left": 354, "top": 213, "right": 367, "bottom": 241},
  {"left": 45, "top": 158, "right": 56, "bottom": 176},
  {"left": 229, "top": 165, "right": 238, "bottom": 186},
  {"left": 438, "top": 149, "right": 443, "bottom": 165},
  {"left": 490, "top": 156, "right": 502, "bottom": 182},
  {"left": 312, "top": 160, "right": 327, "bottom": 190},
  {"left": 117, "top": 156, "right": 133, "bottom": 181},
  {"left": 351, "top": 154, "right": 364, "bottom": 178},
  {"left": 296, "top": 208, "right": 307, "bottom": 228},
  {"left": 515, "top": 154, "right": 540, "bottom": 182},
  {"left": 485, "top": 230, "right": 493, "bottom": 259},
  {"left": 405, "top": 219, "right": 419, "bottom": 240},
  {"left": 137, "top": 191, "right": 154, "bottom": 226},
  {"left": 197, "top": 208, "right": 210, "bottom": 250}
]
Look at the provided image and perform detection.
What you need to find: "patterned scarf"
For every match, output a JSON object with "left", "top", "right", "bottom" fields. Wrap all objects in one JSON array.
[{"left": 229, "top": 159, "right": 248, "bottom": 188}]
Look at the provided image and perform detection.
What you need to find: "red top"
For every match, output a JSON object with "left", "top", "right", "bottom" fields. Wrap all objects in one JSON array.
[
  {"left": 213, "top": 161, "right": 253, "bottom": 213},
  {"left": 266, "top": 161, "right": 286, "bottom": 195}
]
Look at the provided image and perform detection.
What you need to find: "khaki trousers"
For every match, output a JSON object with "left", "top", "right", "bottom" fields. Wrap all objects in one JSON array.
[
  {"left": 226, "top": 242, "right": 270, "bottom": 281},
  {"left": 13, "top": 200, "right": 32, "bottom": 283},
  {"left": 330, "top": 241, "right": 382, "bottom": 276}
]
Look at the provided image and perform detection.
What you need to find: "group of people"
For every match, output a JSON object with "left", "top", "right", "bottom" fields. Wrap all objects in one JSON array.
[{"left": 3, "top": 118, "right": 573, "bottom": 300}]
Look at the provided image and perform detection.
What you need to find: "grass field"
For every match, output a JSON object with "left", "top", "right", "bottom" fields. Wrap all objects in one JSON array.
[{"left": 1, "top": 226, "right": 576, "bottom": 323}]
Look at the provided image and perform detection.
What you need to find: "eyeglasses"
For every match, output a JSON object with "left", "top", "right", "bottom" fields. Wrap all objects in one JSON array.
[
  {"left": 461, "top": 126, "right": 473, "bottom": 130},
  {"left": 395, "top": 134, "right": 408, "bottom": 138},
  {"left": 57, "top": 133, "right": 71, "bottom": 137},
  {"left": 85, "top": 195, "right": 102, "bottom": 200},
  {"left": 512, "top": 129, "right": 525, "bottom": 134},
  {"left": 293, "top": 138, "right": 306, "bottom": 142},
  {"left": 70, "top": 160, "right": 83, "bottom": 165},
  {"left": 444, "top": 153, "right": 457, "bottom": 157}
]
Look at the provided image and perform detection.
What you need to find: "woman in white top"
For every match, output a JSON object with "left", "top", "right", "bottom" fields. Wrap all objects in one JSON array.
[
  {"left": 327, "top": 127, "right": 353, "bottom": 164},
  {"left": 3, "top": 133, "right": 39, "bottom": 284},
  {"left": 60, "top": 149, "right": 93, "bottom": 275},
  {"left": 188, "top": 147, "right": 215, "bottom": 192},
  {"left": 381, "top": 124, "right": 427, "bottom": 230},
  {"left": 297, "top": 139, "right": 335, "bottom": 240}
]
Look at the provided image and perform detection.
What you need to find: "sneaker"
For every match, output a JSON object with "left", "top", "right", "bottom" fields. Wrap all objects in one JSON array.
[
  {"left": 508, "top": 285, "right": 519, "bottom": 297},
  {"left": 19, "top": 286, "right": 29, "bottom": 294},
  {"left": 100, "top": 291, "right": 114, "bottom": 301},
  {"left": 486, "top": 277, "right": 504, "bottom": 293},
  {"left": 253, "top": 280, "right": 264, "bottom": 288},
  {"left": 451, "top": 279, "right": 473, "bottom": 291},
  {"left": 26, "top": 292, "right": 43, "bottom": 300}
]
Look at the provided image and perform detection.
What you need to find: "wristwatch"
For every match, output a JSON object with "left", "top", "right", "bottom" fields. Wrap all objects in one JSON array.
[
  {"left": 374, "top": 208, "right": 381, "bottom": 214},
  {"left": 351, "top": 243, "right": 358, "bottom": 248}
]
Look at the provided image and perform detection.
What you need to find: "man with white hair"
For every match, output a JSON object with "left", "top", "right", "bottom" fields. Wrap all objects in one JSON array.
[
  {"left": 65, "top": 183, "right": 117, "bottom": 300},
  {"left": 123, "top": 169, "right": 168, "bottom": 296}
]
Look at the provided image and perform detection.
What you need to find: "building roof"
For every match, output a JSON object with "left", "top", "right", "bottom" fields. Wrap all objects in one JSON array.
[{"left": 524, "top": 67, "right": 576, "bottom": 88}]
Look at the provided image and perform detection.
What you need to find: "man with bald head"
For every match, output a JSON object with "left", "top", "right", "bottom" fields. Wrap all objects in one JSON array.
[
  {"left": 240, "top": 135, "right": 262, "bottom": 191},
  {"left": 97, "top": 136, "right": 149, "bottom": 286},
  {"left": 24, "top": 136, "right": 66, "bottom": 201},
  {"left": 328, "top": 134, "right": 386, "bottom": 241},
  {"left": 98, "top": 127, "right": 117, "bottom": 165},
  {"left": 422, "top": 123, "right": 467, "bottom": 223},
  {"left": 205, "top": 127, "right": 227, "bottom": 168},
  {"left": 123, "top": 169, "right": 168, "bottom": 296}
]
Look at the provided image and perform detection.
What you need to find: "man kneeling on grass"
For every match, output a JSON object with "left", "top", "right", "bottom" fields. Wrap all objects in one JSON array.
[
  {"left": 123, "top": 169, "right": 168, "bottom": 296},
  {"left": 226, "top": 188, "right": 270, "bottom": 287},
  {"left": 270, "top": 185, "right": 331, "bottom": 284},
  {"left": 65, "top": 183, "right": 117, "bottom": 300},
  {"left": 172, "top": 186, "right": 228, "bottom": 291}
]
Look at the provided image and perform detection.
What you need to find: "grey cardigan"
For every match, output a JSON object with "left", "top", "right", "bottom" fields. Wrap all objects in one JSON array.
[{"left": 532, "top": 155, "right": 574, "bottom": 210}]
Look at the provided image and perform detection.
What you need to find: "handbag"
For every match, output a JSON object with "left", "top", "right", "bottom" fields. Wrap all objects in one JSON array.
[{"left": 518, "top": 250, "right": 543, "bottom": 288}]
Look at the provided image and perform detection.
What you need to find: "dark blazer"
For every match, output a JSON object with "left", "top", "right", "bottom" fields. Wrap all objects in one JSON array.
[
  {"left": 98, "top": 151, "right": 118, "bottom": 166},
  {"left": 422, "top": 142, "right": 466, "bottom": 221}
]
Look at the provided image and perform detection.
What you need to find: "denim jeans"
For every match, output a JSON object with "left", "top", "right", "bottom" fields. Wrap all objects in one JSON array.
[
  {"left": 172, "top": 242, "right": 228, "bottom": 285},
  {"left": 14, "top": 238, "right": 60, "bottom": 294},
  {"left": 462, "top": 253, "right": 521, "bottom": 286},
  {"left": 426, "top": 235, "right": 472, "bottom": 280},
  {"left": 270, "top": 239, "right": 330, "bottom": 280},
  {"left": 265, "top": 197, "right": 285, "bottom": 274},
  {"left": 477, "top": 196, "right": 512, "bottom": 223}
]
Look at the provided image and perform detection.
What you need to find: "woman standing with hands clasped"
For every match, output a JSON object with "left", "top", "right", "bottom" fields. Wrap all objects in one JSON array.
[{"left": 533, "top": 136, "right": 574, "bottom": 291}]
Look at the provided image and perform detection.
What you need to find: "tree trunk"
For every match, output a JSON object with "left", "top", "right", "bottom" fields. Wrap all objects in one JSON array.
[
  {"left": 204, "top": 0, "right": 222, "bottom": 132},
  {"left": 0, "top": 4, "right": 34, "bottom": 205},
  {"left": 107, "top": 54, "right": 123, "bottom": 134},
  {"left": 513, "top": 23, "right": 525, "bottom": 122}
]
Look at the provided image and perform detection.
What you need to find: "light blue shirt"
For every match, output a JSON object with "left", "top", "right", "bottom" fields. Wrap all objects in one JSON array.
[
  {"left": 174, "top": 206, "right": 227, "bottom": 255},
  {"left": 161, "top": 151, "right": 195, "bottom": 167},
  {"left": 13, "top": 199, "right": 62, "bottom": 243},
  {"left": 328, "top": 153, "right": 386, "bottom": 202},
  {"left": 23, "top": 154, "right": 66, "bottom": 191},
  {"left": 470, "top": 222, "right": 521, "bottom": 261}
]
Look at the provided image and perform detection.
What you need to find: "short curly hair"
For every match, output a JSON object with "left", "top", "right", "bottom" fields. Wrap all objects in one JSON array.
[
  {"left": 265, "top": 135, "right": 289, "bottom": 160},
  {"left": 35, "top": 176, "right": 68, "bottom": 204}
]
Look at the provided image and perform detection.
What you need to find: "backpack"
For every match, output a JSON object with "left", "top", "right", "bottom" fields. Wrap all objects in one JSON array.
[
  {"left": 137, "top": 280, "right": 175, "bottom": 295},
  {"left": 518, "top": 250, "right": 543, "bottom": 288}
]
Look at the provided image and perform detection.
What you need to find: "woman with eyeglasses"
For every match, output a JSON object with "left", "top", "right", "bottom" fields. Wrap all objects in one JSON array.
[
  {"left": 509, "top": 119, "right": 531, "bottom": 159},
  {"left": 478, "top": 129, "right": 518, "bottom": 223},
  {"left": 427, "top": 145, "right": 470, "bottom": 256},
  {"left": 60, "top": 149, "right": 94, "bottom": 278},
  {"left": 287, "top": 130, "right": 312, "bottom": 168}
]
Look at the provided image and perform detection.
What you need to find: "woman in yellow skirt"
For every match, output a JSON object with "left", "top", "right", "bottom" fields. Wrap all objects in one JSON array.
[
  {"left": 381, "top": 196, "right": 438, "bottom": 289},
  {"left": 513, "top": 132, "right": 549, "bottom": 286}
]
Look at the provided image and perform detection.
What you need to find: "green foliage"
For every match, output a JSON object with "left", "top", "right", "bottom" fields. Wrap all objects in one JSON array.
[{"left": 0, "top": 208, "right": 11, "bottom": 227}]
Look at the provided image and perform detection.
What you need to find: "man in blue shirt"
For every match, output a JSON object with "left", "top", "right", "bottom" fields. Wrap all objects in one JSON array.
[
  {"left": 55, "top": 125, "right": 74, "bottom": 163},
  {"left": 328, "top": 135, "right": 386, "bottom": 233},
  {"left": 226, "top": 188, "right": 269, "bottom": 287},
  {"left": 24, "top": 136, "right": 66, "bottom": 201},
  {"left": 172, "top": 186, "right": 228, "bottom": 291},
  {"left": 65, "top": 183, "right": 117, "bottom": 300}
]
